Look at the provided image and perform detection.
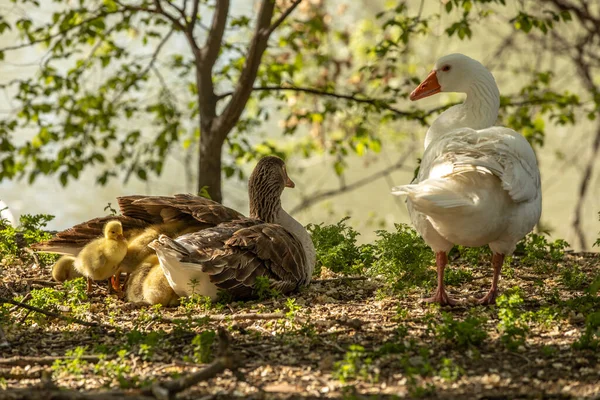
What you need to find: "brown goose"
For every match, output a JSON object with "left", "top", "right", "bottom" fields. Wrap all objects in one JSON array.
[
  {"left": 32, "top": 194, "right": 245, "bottom": 278},
  {"left": 149, "top": 156, "right": 316, "bottom": 300}
]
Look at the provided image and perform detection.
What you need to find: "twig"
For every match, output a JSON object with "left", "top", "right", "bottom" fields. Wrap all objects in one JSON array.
[
  {"left": 313, "top": 276, "right": 368, "bottom": 284},
  {"left": 0, "top": 355, "right": 113, "bottom": 367},
  {"left": 216, "top": 85, "right": 414, "bottom": 117},
  {"left": 150, "top": 328, "right": 235, "bottom": 399},
  {"left": 571, "top": 121, "right": 600, "bottom": 250},
  {"left": 267, "top": 0, "right": 303, "bottom": 36},
  {"left": 0, "top": 297, "right": 109, "bottom": 329},
  {"left": 166, "top": 312, "right": 288, "bottom": 323},
  {"left": 291, "top": 144, "right": 417, "bottom": 214}
]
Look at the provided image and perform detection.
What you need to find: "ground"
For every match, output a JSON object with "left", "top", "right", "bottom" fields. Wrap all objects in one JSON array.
[{"left": 1, "top": 251, "right": 599, "bottom": 400}]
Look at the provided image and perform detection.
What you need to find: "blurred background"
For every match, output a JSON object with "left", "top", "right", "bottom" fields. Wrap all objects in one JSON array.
[{"left": 0, "top": 0, "right": 598, "bottom": 249}]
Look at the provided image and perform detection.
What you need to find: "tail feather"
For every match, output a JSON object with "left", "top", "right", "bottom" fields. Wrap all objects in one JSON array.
[{"left": 392, "top": 179, "right": 474, "bottom": 211}]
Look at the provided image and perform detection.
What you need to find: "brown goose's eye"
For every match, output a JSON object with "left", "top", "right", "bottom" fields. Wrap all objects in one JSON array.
[{"left": 442, "top": 65, "right": 451, "bottom": 72}]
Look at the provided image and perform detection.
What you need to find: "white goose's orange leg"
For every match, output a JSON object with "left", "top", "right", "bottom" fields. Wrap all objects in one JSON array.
[
  {"left": 425, "top": 252, "right": 457, "bottom": 306},
  {"left": 477, "top": 253, "right": 504, "bottom": 305}
]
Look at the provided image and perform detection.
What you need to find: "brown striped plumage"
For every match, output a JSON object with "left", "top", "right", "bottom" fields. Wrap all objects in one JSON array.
[{"left": 150, "top": 156, "right": 314, "bottom": 300}]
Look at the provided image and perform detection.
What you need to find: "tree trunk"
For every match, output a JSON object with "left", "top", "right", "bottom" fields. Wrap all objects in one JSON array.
[{"left": 197, "top": 120, "right": 225, "bottom": 203}]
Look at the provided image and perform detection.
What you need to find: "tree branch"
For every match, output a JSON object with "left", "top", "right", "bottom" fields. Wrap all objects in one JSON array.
[
  {"left": 216, "top": 85, "right": 416, "bottom": 117},
  {"left": 150, "top": 328, "right": 234, "bottom": 399},
  {"left": 0, "top": 10, "right": 120, "bottom": 53},
  {"left": 267, "top": 0, "right": 303, "bottom": 36},
  {"left": 0, "top": 297, "right": 108, "bottom": 329},
  {"left": 572, "top": 121, "right": 600, "bottom": 250},
  {"left": 290, "top": 144, "right": 417, "bottom": 214},
  {"left": 117, "top": 1, "right": 187, "bottom": 32},
  {"left": 194, "top": 0, "right": 230, "bottom": 123},
  {"left": 216, "top": 0, "right": 297, "bottom": 139},
  {"left": 188, "top": 0, "right": 201, "bottom": 37}
]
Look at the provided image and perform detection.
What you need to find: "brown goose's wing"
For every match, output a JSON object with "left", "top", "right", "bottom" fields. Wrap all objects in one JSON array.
[
  {"left": 31, "top": 215, "right": 148, "bottom": 255},
  {"left": 117, "top": 194, "right": 245, "bottom": 226},
  {"left": 175, "top": 220, "right": 307, "bottom": 299}
]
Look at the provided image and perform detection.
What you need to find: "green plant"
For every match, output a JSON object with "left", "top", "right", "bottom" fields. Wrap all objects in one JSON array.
[
  {"left": 444, "top": 266, "right": 474, "bottom": 286},
  {"left": 51, "top": 346, "right": 88, "bottom": 378},
  {"left": 307, "top": 217, "right": 370, "bottom": 276},
  {"left": 515, "top": 233, "right": 569, "bottom": 265},
  {"left": 368, "top": 224, "right": 434, "bottom": 292},
  {"left": 573, "top": 311, "right": 600, "bottom": 350},
  {"left": 496, "top": 287, "right": 529, "bottom": 351},
  {"left": 186, "top": 330, "right": 216, "bottom": 364},
  {"left": 254, "top": 276, "right": 281, "bottom": 300},
  {"left": 0, "top": 214, "right": 58, "bottom": 265},
  {"left": 438, "top": 357, "right": 463, "bottom": 382},
  {"left": 559, "top": 265, "right": 588, "bottom": 290},
  {"left": 435, "top": 312, "right": 488, "bottom": 349},
  {"left": 452, "top": 245, "right": 491, "bottom": 266},
  {"left": 333, "top": 345, "right": 376, "bottom": 383},
  {"left": 94, "top": 349, "right": 134, "bottom": 388}
]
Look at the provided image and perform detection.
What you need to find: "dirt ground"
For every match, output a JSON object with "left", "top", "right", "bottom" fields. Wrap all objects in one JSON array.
[{"left": 1, "top": 251, "right": 599, "bottom": 400}]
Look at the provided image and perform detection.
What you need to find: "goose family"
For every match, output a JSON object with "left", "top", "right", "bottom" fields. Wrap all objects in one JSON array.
[
  {"left": 149, "top": 156, "right": 316, "bottom": 300},
  {"left": 34, "top": 156, "right": 315, "bottom": 302},
  {"left": 33, "top": 54, "right": 540, "bottom": 308},
  {"left": 392, "top": 53, "right": 542, "bottom": 305}
]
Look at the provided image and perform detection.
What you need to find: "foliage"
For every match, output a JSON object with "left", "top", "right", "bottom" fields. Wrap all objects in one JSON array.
[
  {"left": 52, "top": 346, "right": 87, "bottom": 378},
  {"left": 254, "top": 276, "right": 282, "bottom": 300},
  {"left": 307, "top": 217, "right": 371, "bottom": 276},
  {"left": 495, "top": 287, "right": 529, "bottom": 351},
  {"left": 0, "top": 0, "right": 589, "bottom": 204},
  {"left": 368, "top": 224, "right": 434, "bottom": 291},
  {"left": 0, "top": 213, "right": 57, "bottom": 265},
  {"left": 573, "top": 311, "right": 600, "bottom": 350},
  {"left": 559, "top": 265, "right": 588, "bottom": 290},
  {"left": 16, "top": 277, "right": 89, "bottom": 324},
  {"left": 515, "top": 233, "right": 569, "bottom": 265},
  {"left": 434, "top": 312, "right": 488, "bottom": 349},
  {"left": 186, "top": 330, "right": 216, "bottom": 364},
  {"left": 333, "top": 345, "right": 376, "bottom": 383}
]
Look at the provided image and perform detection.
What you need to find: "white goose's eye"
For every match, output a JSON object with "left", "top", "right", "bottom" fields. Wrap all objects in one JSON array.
[{"left": 441, "top": 65, "right": 451, "bottom": 72}]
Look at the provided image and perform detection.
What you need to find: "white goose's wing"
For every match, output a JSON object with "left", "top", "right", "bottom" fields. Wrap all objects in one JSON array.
[{"left": 418, "top": 126, "right": 540, "bottom": 203}]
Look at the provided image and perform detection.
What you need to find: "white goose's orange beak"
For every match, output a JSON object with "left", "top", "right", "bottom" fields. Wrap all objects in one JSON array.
[{"left": 410, "top": 70, "right": 441, "bottom": 101}]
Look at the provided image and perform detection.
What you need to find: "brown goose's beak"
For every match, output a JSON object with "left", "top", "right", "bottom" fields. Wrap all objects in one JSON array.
[
  {"left": 410, "top": 70, "right": 441, "bottom": 101},
  {"left": 285, "top": 175, "right": 295, "bottom": 189}
]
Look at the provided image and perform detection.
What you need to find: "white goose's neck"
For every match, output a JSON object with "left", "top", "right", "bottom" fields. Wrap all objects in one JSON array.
[
  {"left": 424, "top": 73, "right": 500, "bottom": 149},
  {"left": 275, "top": 207, "right": 316, "bottom": 280}
]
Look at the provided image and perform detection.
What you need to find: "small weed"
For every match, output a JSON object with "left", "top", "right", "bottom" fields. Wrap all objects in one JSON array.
[
  {"left": 452, "top": 245, "right": 491, "bottom": 265},
  {"left": 445, "top": 266, "right": 474, "bottom": 286},
  {"left": 368, "top": 224, "right": 434, "bottom": 292},
  {"left": 94, "top": 349, "right": 134, "bottom": 388},
  {"left": 559, "top": 265, "right": 587, "bottom": 290},
  {"left": 333, "top": 345, "right": 376, "bottom": 383},
  {"left": 496, "top": 287, "right": 529, "bottom": 351},
  {"left": 438, "top": 357, "right": 463, "bottom": 382},
  {"left": 573, "top": 311, "right": 600, "bottom": 350},
  {"left": 435, "top": 312, "right": 488, "bottom": 348},
  {"left": 185, "top": 330, "right": 216, "bottom": 363},
  {"left": 307, "top": 217, "right": 371, "bottom": 276},
  {"left": 51, "top": 347, "right": 88, "bottom": 378},
  {"left": 0, "top": 214, "right": 58, "bottom": 265},
  {"left": 515, "top": 233, "right": 569, "bottom": 265},
  {"left": 179, "top": 294, "right": 214, "bottom": 313},
  {"left": 254, "top": 276, "right": 281, "bottom": 300}
]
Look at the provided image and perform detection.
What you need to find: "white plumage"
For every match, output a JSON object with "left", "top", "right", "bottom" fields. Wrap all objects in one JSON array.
[{"left": 392, "top": 54, "right": 542, "bottom": 305}]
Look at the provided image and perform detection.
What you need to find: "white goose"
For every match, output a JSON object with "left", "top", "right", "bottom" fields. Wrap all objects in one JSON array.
[{"left": 392, "top": 54, "right": 542, "bottom": 305}]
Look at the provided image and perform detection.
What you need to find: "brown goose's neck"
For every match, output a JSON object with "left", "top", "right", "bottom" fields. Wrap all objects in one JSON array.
[{"left": 249, "top": 187, "right": 282, "bottom": 223}]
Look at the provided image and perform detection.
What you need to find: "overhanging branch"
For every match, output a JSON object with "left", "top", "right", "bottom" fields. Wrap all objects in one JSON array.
[{"left": 290, "top": 144, "right": 417, "bottom": 214}]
